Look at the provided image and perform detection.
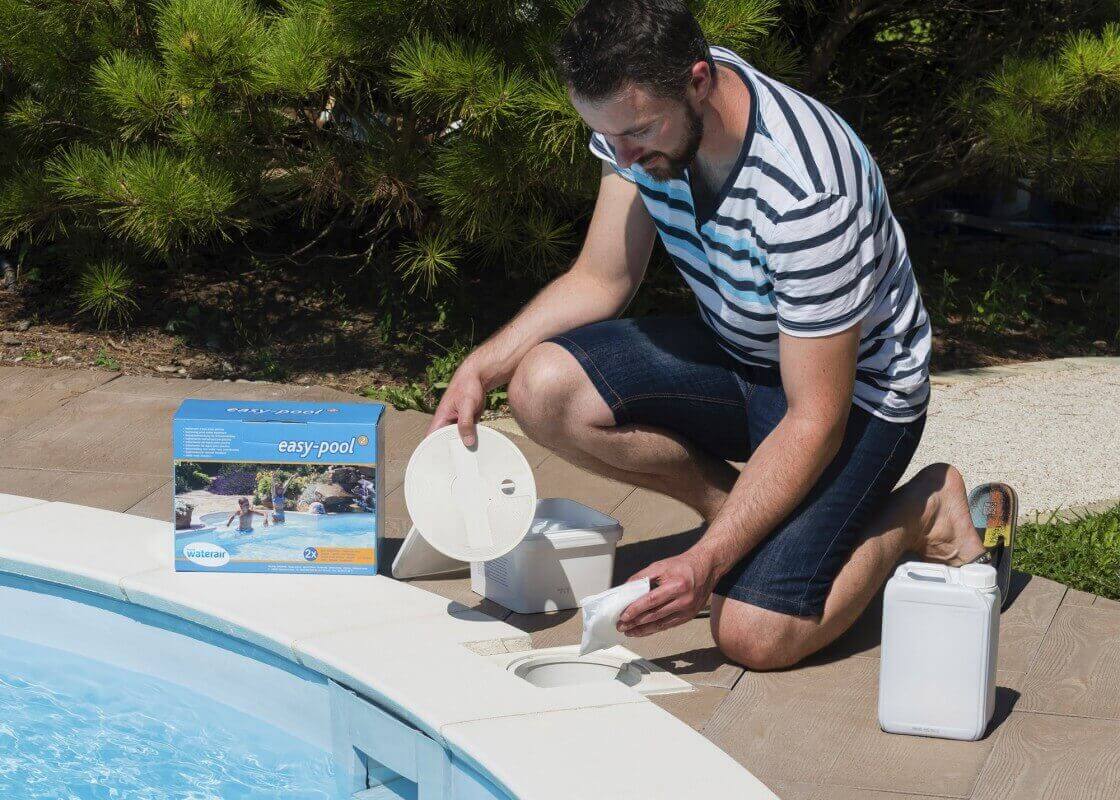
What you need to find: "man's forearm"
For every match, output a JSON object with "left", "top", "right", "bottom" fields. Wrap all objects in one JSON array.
[
  {"left": 693, "top": 413, "right": 846, "bottom": 578},
  {"left": 466, "top": 265, "right": 635, "bottom": 389}
]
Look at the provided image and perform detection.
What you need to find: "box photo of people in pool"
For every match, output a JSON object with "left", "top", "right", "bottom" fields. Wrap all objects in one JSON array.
[{"left": 173, "top": 460, "right": 379, "bottom": 573}]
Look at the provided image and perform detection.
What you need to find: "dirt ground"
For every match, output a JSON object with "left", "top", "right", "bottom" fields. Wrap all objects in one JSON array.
[{"left": 2, "top": 233, "right": 1116, "bottom": 396}]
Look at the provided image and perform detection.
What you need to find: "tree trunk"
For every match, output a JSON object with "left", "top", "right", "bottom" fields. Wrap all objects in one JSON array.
[{"left": 806, "top": 0, "right": 888, "bottom": 90}]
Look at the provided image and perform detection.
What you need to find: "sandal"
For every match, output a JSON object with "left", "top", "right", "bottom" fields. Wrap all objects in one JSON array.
[{"left": 966, "top": 482, "right": 1018, "bottom": 610}]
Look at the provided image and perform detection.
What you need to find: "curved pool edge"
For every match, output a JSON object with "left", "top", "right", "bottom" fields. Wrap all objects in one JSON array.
[{"left": 0, "top": 493, "right": 777, "bottom": 800}]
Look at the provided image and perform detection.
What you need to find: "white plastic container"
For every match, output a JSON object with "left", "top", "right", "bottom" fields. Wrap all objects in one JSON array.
[
  {"left": 879, "top": 562, "right": 1000, "bottom": 741},
  {"left": 470, "top": 498, "right": 623, "bottom": 613}
]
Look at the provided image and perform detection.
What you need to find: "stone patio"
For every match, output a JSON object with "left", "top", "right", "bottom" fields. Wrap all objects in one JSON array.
[{"left": 2, "top": 364, "right": 1118, "bottom": 799}]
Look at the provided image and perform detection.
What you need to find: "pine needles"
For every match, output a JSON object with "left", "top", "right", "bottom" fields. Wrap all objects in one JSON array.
[
  {"left": 1, "top": 0, "right": 1113, "bottom": 326},
  {"left": 76, "top": 259, "right": 139, "bottom": 327},
  {"left": 976, "top": 23, "right": 1120, "bottom": 204}
]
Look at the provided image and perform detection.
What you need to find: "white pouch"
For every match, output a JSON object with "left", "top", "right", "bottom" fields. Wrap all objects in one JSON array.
[{"left": 579, "top": 578, "right": 651, "bottom": 656}]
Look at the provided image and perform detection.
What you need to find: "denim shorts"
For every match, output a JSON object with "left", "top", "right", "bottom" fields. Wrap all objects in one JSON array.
[{"left": 548, "top": 316, "right": 927, "bottom": 618}]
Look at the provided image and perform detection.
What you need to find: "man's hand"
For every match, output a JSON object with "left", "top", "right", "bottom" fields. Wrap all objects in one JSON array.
[
  {"left": 428, "top": 363, "right": 487, "bottom": 446},
  {"left": 617, "top": 548, "right": 720, "bottom": 637}
]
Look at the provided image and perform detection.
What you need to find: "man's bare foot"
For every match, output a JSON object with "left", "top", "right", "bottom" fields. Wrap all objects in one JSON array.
[{"left": 905, "top": 463, "right": 986, "bottom": 566}]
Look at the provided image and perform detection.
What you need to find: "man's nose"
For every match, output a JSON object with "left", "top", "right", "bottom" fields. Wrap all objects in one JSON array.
[{"left": 608, "top": 138, "right": 642, "bottom": 168}]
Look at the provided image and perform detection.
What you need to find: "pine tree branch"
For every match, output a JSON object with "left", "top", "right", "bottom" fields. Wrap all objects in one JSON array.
[
  {"left": 804, "top": 0, "right": 893, "bottom": 90},
  {"left": 889, "top": 140, "right": 986, "bottom": 207}
]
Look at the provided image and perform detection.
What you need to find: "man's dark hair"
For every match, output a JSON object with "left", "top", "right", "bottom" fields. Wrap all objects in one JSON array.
[{"left": 554, "top": 0, "right": 716, "bottom": 102}]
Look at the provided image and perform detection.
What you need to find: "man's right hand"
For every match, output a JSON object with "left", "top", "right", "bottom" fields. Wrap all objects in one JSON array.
[{"left": 428, "top": 363, "right": 487, "bottom": 447}]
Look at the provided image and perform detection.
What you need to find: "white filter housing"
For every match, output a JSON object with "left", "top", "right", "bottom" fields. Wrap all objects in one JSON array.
[
  {"left": 470, "top": 498, "right": 623, "bottom": 613},
  {"left": 879, "top": 562, "right": 1000, "bottom": 741}
]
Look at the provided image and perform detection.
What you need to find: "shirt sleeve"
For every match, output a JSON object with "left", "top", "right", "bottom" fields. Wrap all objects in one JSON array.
[
  {"left": 764, "top": 192, "right": 881, "bottom": 337},
  {"left": 588, "top": 132, "right": 637, "bottom": 184}
]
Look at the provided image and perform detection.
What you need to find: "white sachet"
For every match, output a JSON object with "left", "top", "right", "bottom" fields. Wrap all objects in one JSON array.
[{"left": 579, "top": 578, "right": 651, "bottom": 656}]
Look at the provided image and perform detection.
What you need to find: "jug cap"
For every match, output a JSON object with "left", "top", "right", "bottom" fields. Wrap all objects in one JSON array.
[
  {"left": 960, "top": 563, "right": 997, "bottom": 589},
  {"left": 403, "top": 424, "right": 537, "bottom": 562}
]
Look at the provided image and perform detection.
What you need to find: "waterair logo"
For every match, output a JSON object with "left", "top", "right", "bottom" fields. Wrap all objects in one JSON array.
[
  {"left": 226, "top": 407, "right": 334, "bottom": 415},
  {"left": 183, "top": 542, "right": 229, "bottom": 567},
  {"left": 278, "top": 435, "right": 369, "bottom": 459}
]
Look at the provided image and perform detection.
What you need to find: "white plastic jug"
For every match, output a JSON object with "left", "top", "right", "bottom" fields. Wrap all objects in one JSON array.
[{"left": 878, "top": 562, "right": 1000, "bottom": 741}]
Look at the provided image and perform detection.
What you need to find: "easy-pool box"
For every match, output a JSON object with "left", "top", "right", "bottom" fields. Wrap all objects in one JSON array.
[{"left": 172, "top": 399, "right": 384, "bottom": 574}]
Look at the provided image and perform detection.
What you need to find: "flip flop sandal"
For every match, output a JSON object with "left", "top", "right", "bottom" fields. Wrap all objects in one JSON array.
[{"left": 966, "top": 482, "right": 1018, "bottom": 610}]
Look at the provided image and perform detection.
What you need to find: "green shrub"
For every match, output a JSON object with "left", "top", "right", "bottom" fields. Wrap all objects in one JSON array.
[
  {"left": 75, "top": 260, "right": 139, "bottom": 329},
  {"left": 1014, "top": 503, "right": 1120, "bottom": 600},
  {"left": 363, "top": 341, "right": 507, "bottom": 412},
  {"left": 1, "top": 0, "right": 1112, "bottom": 327}
]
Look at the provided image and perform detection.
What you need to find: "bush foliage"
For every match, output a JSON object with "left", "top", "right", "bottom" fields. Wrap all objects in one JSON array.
[{"left": 0, "top": 0, "right": 1115, "bottom": 326}]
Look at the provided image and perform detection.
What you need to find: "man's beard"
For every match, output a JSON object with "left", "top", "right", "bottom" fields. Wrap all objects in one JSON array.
[{"left": 639, "top": 103, "right": 704, "bottom": 182}]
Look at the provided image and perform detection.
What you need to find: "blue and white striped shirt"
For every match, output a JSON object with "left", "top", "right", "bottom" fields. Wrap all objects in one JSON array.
[{"left": 590, "top": 46, "right": 931, "bottom": 423}]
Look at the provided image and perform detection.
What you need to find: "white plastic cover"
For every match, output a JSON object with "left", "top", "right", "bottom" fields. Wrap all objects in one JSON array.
[{"left": 403, "top": 425, "right": 537, "bottom": 562}]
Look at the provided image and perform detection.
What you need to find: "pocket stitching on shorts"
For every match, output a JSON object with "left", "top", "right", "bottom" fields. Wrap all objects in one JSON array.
[
  {"left": 550, "top": 335, "right": 627, "bottom": 412},
  {"left": 619, "top": 392, "right": 747, "bottom": 407}
]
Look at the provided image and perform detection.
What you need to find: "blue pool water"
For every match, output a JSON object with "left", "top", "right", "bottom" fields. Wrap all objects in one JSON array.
[
  {"left": 0, "top": 572, "right": 510, "bottom": 800},
  {"left": 0, "top": 635, "right": 338, "bottom": 799},
  {"left": 176, "top": 511, "right": 375, "bottom": 560}
]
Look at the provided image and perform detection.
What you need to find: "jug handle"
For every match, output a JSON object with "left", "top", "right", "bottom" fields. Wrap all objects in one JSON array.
[{"left": 905, "top": 563, "right": 951, "bottom": 582}]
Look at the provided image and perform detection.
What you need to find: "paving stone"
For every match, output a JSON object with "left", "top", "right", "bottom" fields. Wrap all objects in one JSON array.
[
  {"left": 826, "top": 669, "right": 1024, "bottom": 797},
  {"left": 625, "top": 615, "right": 744, "bottom": 689},
  {"left": 701, "top": 656, "right": 878, "bottom": 786},
  {"left": 90, "top": 374, "right": 210, "bottom": 398},
  {"left": 1094, "top": 595, "right": 1120, "bottom": 611},
  {"left": 611, "top": 487, "right": 705, "bottom": 582},
  {"left": 505, "top": 607, "right": 583, "bottom": 649},
  {"left": 1020, "top": 605, "right": 1120, "bottom": 720},
  {"left": 1062, "top": 587, "right": 1097, "bottom": 606},
  {"left": 0, "top": 366, "right": 117, "bottom": 441},
  {"left": 0, "top": 390, "right": 180, "bottom": 476},
  {"left": 531, "top": 454, "right": 634, "bottom": 515},
  {"left": 378, "top": 409, "right": 433, "bottom": 495},
  {"left": 126, "top": 482, "right": 173, "bottom": 521},
  {"left": 810, "top": 788, "right": 955, "bottom": 800},
  {"left": 648, "top": 684, "right": 729, "bottom": 731},
  {"left": 379, "top": 484, "right": 412, "bottom": 543},
  {"left": 480, "top": 423, "right": 554, "bottom": 469},
  {"left": 0, "top": 468, "right": 166, "bottom": 513},
  {"left": 972, "top": 713, "right": 1120, "bottom": 800},
  {"left": 997, "top": 572, "right": 1066, "bottom": 673},
  {"left": 764, "top": 781, "right": 818, "bottom": 800}
]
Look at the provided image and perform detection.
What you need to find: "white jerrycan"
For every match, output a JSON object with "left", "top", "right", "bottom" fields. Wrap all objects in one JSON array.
[{"left": 878, "top": 562, "right": 1000, "bottom": 741}]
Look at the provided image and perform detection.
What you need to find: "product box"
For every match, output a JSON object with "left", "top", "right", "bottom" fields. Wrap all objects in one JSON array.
[{"left": 172, "top": 399, "right": 384, "bottom": 574}]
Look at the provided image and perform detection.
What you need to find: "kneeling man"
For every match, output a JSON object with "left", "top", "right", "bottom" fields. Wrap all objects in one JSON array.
[{"left": 430, "top": 0, "right": 1012, "bottom": 670}]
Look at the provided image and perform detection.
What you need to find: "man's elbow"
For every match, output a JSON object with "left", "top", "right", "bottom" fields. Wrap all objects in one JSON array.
[{"left": 790, "top": 407, "right": 849, "bottom": 460}]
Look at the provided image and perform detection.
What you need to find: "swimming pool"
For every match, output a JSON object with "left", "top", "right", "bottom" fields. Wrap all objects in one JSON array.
[
  {"left": 0, "top": 572, "right": 512, "bottom": 800},
  {"left": 176, "top": 511, "right": 375, "bottom": 561}
]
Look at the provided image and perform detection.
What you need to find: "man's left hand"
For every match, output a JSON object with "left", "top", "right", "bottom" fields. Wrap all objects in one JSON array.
[{"left": 617, "top": 548, "right": 720, "bottom": 637}]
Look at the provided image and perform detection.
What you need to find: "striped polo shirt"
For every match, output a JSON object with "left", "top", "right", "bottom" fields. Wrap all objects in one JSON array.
[{"left": 589, "top": 45, "right": 931, "bottom": 423}]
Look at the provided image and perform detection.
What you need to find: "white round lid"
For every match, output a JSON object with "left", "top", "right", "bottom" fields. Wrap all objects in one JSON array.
[
  {"left": 404, "top": 425, "right": 537, "bottom": 562},
  {"left": 960, "top": 563, "right": 997, "bottom": 589}
]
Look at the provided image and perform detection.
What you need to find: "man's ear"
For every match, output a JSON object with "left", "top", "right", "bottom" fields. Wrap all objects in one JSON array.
[{"left": 688, "top": 60, "right": 715, "bottom": 103}]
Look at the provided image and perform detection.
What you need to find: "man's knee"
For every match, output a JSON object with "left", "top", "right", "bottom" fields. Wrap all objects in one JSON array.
[
  {"left": 710, "top": 597, "right": 805, "bottom": 671},
  {"left": 508, "top": 343, "right": 603, "bottom": 439}
]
